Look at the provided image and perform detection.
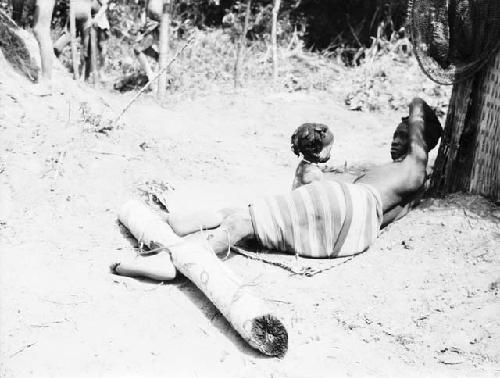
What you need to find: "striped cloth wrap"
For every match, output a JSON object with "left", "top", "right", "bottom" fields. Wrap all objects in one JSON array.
[{"left": 249, "top": 181, "right": 383, "bottom": 258}]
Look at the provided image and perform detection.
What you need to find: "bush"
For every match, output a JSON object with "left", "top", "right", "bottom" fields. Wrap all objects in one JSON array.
[{"left": 0, "top": 10, "right": 38, "bottom": 80}]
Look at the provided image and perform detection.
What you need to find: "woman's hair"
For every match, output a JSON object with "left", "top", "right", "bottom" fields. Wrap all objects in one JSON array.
[
  {"left": 421, "top": 102, "right": 443, "bottom": 151},
  {"left": 291, "top": 123, "right": 334, "bottom": 163}
]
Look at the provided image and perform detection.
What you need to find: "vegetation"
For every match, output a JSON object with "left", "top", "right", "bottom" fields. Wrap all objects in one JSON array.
[{"left": 0, "top": 0, "right": 449, "bottom": 113}]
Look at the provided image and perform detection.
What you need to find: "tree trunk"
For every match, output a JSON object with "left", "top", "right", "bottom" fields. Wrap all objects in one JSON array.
[
  {"left": 429, "top": 50, "right": 500, "bottom": 202},
  {"left": 69, "top": 0, "right": 79, "bottom": 80},
  {"left": 157, "top": 0, "right": 170, "bottom": 98},
  {"left": 234, "top": 0, "right": 252, "bottom": 89},
  {"left": 271, "top": 0, "right": 281, "bottom": 85}
]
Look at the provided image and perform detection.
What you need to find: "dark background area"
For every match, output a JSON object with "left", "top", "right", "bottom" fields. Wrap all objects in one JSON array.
[{"left": 0, "top": 0, "right": 409, "bottom": 50}]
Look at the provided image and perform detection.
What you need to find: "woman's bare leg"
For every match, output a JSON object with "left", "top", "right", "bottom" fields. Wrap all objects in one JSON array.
[
  {"left": 201, "top": 208, "right": 255, "bottom": 254},
  {"left": 111, "top": 208, "right": 255, "bottom": 281},
  {"left": 80, "top": 25, "right": 91, "bottom": 79},
  {"left": 33, "top": 0, "right": 55, "bottom": 88},
  {"left": 111, "top": 252, "right": 176, "bottom": 281},
  {"left": 166, "top": 207, "right": 241, "bottom": 237}
]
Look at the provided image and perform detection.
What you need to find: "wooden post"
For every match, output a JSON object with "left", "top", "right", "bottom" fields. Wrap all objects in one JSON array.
[
  {"left": 69, "top": 0, "right": 79, "bottom": 80},
  {"left": 157, "top": 0, "right": 170, "bottom": 98},
  {"left": 116, "top": 200, "right": 288, "bottom": 357},
  {"left": 271, "top": 0, "right": 281, "bottom": 85},
  {"left": 234, "top": 0, "right": 252, "bottom": 88},
  {"left": 429, "top": 50, "right": 500, "bottom": 202},
  {"left": 89, "top": 25, "right": 98, "bottom": 87}
]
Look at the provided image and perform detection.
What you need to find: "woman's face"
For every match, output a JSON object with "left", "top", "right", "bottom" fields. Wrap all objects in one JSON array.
[{"left": 391, "top": 121, "right": 409, "bottom": 161}]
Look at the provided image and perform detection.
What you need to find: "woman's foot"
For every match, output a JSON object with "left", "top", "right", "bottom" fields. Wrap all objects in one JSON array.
[{"left": 111, "top": 253, "right": 177, "bottom": 281}]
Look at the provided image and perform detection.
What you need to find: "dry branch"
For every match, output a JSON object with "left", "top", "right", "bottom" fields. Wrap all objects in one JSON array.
[
  {"left": 9, "top": 342, "right": 36, "bottom": 358},
  {"left": 117, "top": 200, "right": 288, "bottom": 357},
  {"left": 112, "top": 35, "right": 195, "bottom": 127}
]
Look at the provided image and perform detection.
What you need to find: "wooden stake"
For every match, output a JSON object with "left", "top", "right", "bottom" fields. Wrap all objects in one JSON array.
[
  {"left": 157, "top": 0, "right": 171, "bottom": 98},
  {"left": 69, "top": 0, "right": 79, "bottom": 80},
  {"left": 234, "top": 0, "right": 252, "bottom": 88},
  {"left": 112, "top": 35, "right": 194, "bottom": 127},
  {"left": 90, "top": 25, "right": 98, "bottom": 87},
  {"left": 117, "top": 200, "right": 288, "bottom": 357},
  {"left": 271, "top": 0, "right": 281, "bottom": 85}
]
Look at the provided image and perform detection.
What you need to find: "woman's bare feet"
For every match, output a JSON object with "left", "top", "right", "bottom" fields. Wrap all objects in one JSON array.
[{"left": 111, "top": 253, "right": 177, "bottom": 281}]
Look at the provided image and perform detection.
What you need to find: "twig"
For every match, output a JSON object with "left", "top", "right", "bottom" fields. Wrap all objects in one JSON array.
[
  {"left": 347, "top": 21, "right": 362, "bottom": 47},
  {"left": 231, "top": 246, "right": 357, "bottom": 277},
  {"left": 89, "top": 150, "right": 138, "bottom": 160},
  {"left": 462, "top": 208, "right": 474, "bottom": 229},
  {"left": 112, "top": 35, "right": 196, "bottom": 128},
  {"left": 40, "top": 298, "right": 87, "bottom": 306},
  {"left": 9, "top": 342, "right": 36, "bottom": 358},
  {"left": 267, "top": 298, "right": 292, "bottom": 305},
  {"left": 29, "top": 319, "right": 68, "bottom": 328}
]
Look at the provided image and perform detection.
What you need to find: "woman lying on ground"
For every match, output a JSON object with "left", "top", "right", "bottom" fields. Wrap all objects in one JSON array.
[{"left": 112, "top": 97, "right": 442, "bottom": 280}]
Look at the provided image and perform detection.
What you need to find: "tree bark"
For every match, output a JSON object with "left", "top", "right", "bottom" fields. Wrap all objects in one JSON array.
[
  {"left": 271, "top": 0, "right": 281, "bottom": 85},
  {"left": 429, "top": 50, "right": 500, "bottom": 202},
  {"left": 157, "top": 0, "right": 170, "bottom": 98},
  {"left": 234, "top": 0, "right": 252, "bottom": 89}
]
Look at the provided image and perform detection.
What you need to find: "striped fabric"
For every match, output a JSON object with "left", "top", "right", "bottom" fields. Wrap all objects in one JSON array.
[{"left": 249, "top": 181, "right": 383, "bottom": 258}]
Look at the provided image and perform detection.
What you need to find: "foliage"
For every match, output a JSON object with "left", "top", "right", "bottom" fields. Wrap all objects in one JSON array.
[
  {"left": 0, "top": 0, "right": 409, "bottom": 49},
  {"left": 343, "top": 32, "right": 450, "bottom": 115},
  {"left": 0, "top": 0, "right": 450, "bottom": 114},
  {"left": 0, "top": 10, "right": 38, "bottom": 80},
  {"left": 290, "top": 0, "right": 408, "bottom": 50}
]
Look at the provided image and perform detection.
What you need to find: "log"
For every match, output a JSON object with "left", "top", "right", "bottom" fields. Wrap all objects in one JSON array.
[
  {"left": 116, "top": 200, "right": 288, "bottom": 357},
  {"left": 116, "top": 200, "right": 178, "bottom": 280}
]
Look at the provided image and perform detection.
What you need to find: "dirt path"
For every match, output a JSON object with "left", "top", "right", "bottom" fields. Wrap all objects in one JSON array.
[{"left": 1, "top": 55, "right": 499, "bottom": 378}]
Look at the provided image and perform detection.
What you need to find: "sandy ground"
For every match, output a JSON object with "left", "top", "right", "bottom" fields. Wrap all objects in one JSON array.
[{"left": 1, "top": 45, "right": 500, "bottom": 378}]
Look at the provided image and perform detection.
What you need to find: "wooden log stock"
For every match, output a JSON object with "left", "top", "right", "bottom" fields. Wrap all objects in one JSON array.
[{"left": 117, "top": 200, "right": 288, "bottom": 357}]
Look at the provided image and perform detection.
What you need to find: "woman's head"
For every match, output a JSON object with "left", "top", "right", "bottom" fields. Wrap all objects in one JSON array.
[{"left": 391, "top": 117, "right": 410, "bottom": 161}]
